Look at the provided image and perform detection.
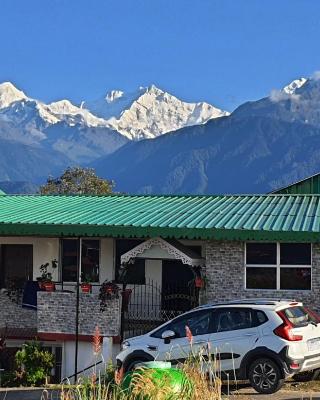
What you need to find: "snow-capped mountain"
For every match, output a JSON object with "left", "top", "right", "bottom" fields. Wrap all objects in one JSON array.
[
  {"left": 91, "top": 75, "right": 320, "bottom": 195},
  {"left": 0, "top": 82, "right": 128, "bottom": 162},
  {"left": 83, "top": 84, "right": 229, "bottom": 140},
  {"left": 0, "top": 82, "right": 27, "bottom": 108},
  {"left": 282, "top": 78, "right": 307, "bottom": 94}
]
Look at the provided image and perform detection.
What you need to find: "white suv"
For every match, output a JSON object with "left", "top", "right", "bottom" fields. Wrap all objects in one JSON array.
[{"left": 116, "top": 299, "right": 320, "bottom": 394}]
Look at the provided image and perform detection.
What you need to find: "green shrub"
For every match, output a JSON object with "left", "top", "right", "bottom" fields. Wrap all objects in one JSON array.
[{"left": 15, "top": 341, "right": 54, "bottom": 386}]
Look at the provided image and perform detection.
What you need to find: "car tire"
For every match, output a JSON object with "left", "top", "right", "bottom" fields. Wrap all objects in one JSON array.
[
  {"left": 294, "top": 369, "right": 320, "bottom": 382},
  {"left": 125, "top": 359, "right": 146, "bottom": 372},
  {"left": 248, "top": 358, "right": 284, "bottom": 394}
]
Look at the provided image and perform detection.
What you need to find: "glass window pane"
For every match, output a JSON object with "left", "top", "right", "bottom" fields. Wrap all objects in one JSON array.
[
  {"left": 246, "top": 243, "right": 277, "bottom": 265},
  {"left": 280, "top": 243, "right": 311, "bottom": 265},
  {"left": 246, "top": 267, "right": 277, "bottom": 289},
  {"left": 280, "top": 268, "right": 311, "bottom": 290},
  {"left": 81, "top": 240, "right": 100, "bottom": 282},
  {"left": 151, "top": 310, "right": 212, "bottom": 338},
  {"left": 215, "top": 309, "right": 253, "bottom": 332},
  {"left": 61, "top": 240, "right": 78, "bottom": 282},
  {"left": 170, "top": 310, "right": 212, "bottom": 338}
]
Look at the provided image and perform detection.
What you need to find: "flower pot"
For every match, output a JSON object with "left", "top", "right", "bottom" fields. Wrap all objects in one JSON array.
[
  {"left": 195, "top": 277, "right": 204, "bottom": 288},
  {"left": 42, "top": 282, "right": 56, "bottom": 292},
  {"left": 81, "top": 283, "right": 92, "bottom": 293}
]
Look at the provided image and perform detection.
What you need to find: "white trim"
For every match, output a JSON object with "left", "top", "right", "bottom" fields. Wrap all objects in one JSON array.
[
  {"left": 245, "top": 242, "right": 312, "bottom": 291},
  {"left": 120, "top": 237, "right": 205, "bottom": 266}
]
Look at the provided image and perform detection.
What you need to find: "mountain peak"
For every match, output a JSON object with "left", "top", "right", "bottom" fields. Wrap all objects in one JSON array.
[
  {"left": 0, "top": 82, "right": 28, "bottom": 109},
  {"left": 105, "top": 90, "right": 124, "bottom": 103},
  {"left": 48, "top": 99, "right": 80, "bottom": 114},
  {"left": 143, "top": 84, "right": 164, "bottom": 95},
  {"left": 282, "top": 78, "right": 307, "bottom": 95}
]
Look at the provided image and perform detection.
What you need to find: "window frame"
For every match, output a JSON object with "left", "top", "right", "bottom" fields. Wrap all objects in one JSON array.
[
  {"left": 245, "top": 242, "right": 312, "bottom": 291},
  {"left": 60, "top": 238, "right": 101, "bottom": 283}
]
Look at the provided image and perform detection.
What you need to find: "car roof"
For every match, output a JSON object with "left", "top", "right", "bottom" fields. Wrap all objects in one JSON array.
[{"left": 195, "top": 298, "right": 302, "bottom": 311}]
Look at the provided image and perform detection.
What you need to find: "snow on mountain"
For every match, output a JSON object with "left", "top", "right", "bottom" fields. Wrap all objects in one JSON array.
[
  {"left": 0, "top": 82, "right": 28, "bottom": 108},
  {"left": 84, "top": 84, "right": 230, "bottom": 140},
  {"left": 282, "top": 78, "right": 307, "bottom": 94},
  {"left": 47, "top": 99, "right": 112, "bottom": 128}
]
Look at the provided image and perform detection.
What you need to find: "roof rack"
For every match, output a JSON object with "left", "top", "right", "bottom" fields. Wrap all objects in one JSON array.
[{"left": 196, "top": 298, "right": 297, "bottom": 309}]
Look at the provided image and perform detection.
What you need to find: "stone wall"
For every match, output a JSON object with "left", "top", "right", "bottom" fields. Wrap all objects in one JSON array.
[
  {"left": 37, "top": 292, "right": 121, "bottom": 336},
  {"left": 205, "top": 241, "right": 320, "bottom": 311},
  {"left": 0, "top": 290, "right": 37, "bottom": 330}
]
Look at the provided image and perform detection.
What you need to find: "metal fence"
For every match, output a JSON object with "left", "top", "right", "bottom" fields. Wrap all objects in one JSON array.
[{"left": 122, "top": 279, "right": 198, "bottom": 339}]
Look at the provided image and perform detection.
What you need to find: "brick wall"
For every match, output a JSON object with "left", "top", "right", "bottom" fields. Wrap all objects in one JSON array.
[
  {"left": 0, "top": 290, "right": 37, "bottom": 330},
  {"left": 37, "top": 292, "right": 121, "bottom": 336},
  {"left": 205, "top": 241, "right": 320, "bottom": 311}
]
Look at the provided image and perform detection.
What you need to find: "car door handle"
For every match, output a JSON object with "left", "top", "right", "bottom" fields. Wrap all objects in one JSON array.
[
  {"left": 243, "top": 333, "right": 255, "bottom": 337},
  {"left": 147, "top": 345, "right": 158, "bottom": 351}
]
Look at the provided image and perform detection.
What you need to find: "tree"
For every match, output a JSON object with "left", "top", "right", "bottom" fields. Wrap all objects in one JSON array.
[{"left": 40, "top": 167, "right": 114, "bottom": 195}]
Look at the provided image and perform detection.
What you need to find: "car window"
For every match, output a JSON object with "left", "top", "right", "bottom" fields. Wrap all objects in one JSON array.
[
  {"left": 214, "top": 308, "right": 253, "bottom": 332},
  {"left": 283, "top": 306, "right": 318, "bottom": 327},
  {"left": 151, "top": 310, "right": 213, "bottom": 339},
  {"left": 254, "top": 310, "right": 268, "bottom": 326}
]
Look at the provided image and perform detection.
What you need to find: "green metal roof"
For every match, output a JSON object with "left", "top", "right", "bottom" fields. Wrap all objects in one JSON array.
[
  {"left": 0, "top": 189, "right": 6, "bottom": 195},
  {"left": 273, "top": 173, "right": 320, "bottom": 195},
  {"left": 0, "top": 194, "right": 320, "bottom": 241}
]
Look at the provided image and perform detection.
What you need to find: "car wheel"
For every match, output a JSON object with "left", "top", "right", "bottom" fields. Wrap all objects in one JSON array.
[
  {"left": 125, "top": 359, "right": 146, "bottom": 372},
  {"left": 294, "top": 369, "right": 320, "bottom": 382},
  {"left": 248, "top": 358, "right": 284, "bottom": 394}
]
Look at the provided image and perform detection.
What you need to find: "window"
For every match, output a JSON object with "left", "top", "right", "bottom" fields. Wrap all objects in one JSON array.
[
  {"left": 61, "top": 239, "right": 100, "bottom": 282},
  {"left": 254, "top": 310, "right": 268, "bottom": 326},
  {"left": 151, "top": 310, "right": 213, "bottom": 339},
  {"left": 115, "top": 239, "right": 145, "bottom": 285},
  {"left": 245, "top": 243, "right": 311, "bottom": 291},
  {"left": 283, "top": 306, "right": 318, "bottom": 327},
  {"left": 246, "top": 243, "right": 277, "bottom": 265},
  {"left": 214, "top": 308, "right": 253, "bottom": 332}
]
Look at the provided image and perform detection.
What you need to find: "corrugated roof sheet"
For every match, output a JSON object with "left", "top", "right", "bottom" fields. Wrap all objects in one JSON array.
[
  {"left": 0, "top": 194, "right": 320, "bottom": 241},
  {"left": 273, "top": 172, "right": 320, "bottom": 195}
]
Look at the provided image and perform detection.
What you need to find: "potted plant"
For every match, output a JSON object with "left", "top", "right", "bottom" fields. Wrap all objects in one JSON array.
[
  {"left": 99, "top": 280, "right": 120, "bottom": 312},
  {"left": 195, "top": 276, "right": 205, "bottom": 288},
  {"left": 80, "top": 272, "right": 92, "bottom": 294},
  {"left": 36, "top": 260, "right": 57, "bottom": 292}
]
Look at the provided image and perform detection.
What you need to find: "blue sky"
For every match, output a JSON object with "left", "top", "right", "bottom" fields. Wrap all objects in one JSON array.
[{"left": 1, "top": 0, "right": 320, "bottom": 110}]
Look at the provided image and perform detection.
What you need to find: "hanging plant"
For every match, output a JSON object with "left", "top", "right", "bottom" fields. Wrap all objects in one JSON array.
[{"left": 99, "top": 280, "right": 120, "bottom": 312}]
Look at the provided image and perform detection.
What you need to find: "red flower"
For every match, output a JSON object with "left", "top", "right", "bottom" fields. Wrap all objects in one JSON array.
[
  {"left": 114, "top": 366, "right": 124, "bottom": 385},
  {"left": 185, "top": 325, "right": 193, "bottom": 344},
  {"left": 92, "top": 326, "right": 102, "bottom": 355}
]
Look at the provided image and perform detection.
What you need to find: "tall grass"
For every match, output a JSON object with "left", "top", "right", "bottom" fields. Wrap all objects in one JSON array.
[
  {"left": 59, "top": 325, "right": 223, "bottom": 399},
  {"left": 59, "top": 350, "right": 222, "bottom": 400}
]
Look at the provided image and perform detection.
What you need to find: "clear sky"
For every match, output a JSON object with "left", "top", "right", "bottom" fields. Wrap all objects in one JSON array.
[{"left": 1, "top": 0, "right": 320, "bottom": 111}]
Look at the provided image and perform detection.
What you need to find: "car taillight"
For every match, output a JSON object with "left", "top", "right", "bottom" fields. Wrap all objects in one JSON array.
[{"left": 273, "top": 311, "right": 303, "bottom": 341}]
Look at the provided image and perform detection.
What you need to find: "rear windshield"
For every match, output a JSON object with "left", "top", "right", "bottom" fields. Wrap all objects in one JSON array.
[{"left": 283, "top": 306, "right": 318, "bottom": 327}]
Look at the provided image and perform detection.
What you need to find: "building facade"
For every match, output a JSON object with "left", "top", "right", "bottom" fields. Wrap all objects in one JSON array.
[{"left": 0, "top": 194, "right": 319, "bottom": 381}]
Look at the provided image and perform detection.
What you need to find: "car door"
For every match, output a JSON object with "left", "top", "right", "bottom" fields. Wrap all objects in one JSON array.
[
  {"left": 152, "top": 309, "right": 214, "bottom": 363},
  {"left": 208, "top": 307, "right": 260, "bottom": 372}
]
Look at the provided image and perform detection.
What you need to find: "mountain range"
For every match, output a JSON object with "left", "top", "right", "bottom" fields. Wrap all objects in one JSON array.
[{"left": 1, "top": 75, "right": 320, "bottom": 194}]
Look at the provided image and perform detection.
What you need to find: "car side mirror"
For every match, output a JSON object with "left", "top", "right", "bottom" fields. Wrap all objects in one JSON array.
[{"left": 161, "top": 330, "right": 176, "bottom": 344}]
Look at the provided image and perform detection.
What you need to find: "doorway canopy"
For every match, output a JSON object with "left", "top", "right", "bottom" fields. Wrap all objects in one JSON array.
[{"left": 120, "top": 237, "right": 205, "bottom": 266}]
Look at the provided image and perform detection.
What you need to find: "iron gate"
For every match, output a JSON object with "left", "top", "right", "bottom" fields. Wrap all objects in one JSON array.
[{"left": 121, "top": 279, "right": 199, "bottom": 339}]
